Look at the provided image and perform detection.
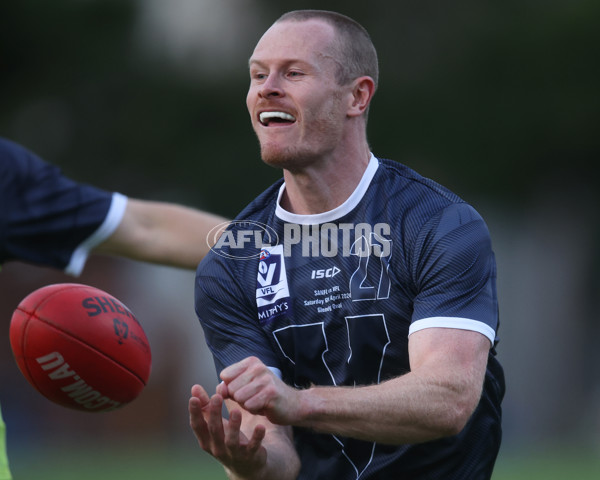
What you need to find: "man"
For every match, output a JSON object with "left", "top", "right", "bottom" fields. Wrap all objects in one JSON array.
[
  {"left": 0, "top": 136, "right": 227, "bottom": 479},
  {"left": 190, "top": 10, "right": 504, "bottom": 480}
]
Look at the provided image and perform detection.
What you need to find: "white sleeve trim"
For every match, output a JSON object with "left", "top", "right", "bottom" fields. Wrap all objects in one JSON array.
[
  {"left": 65, "top": 193, "right": 128, "bottom": 276},
  {"left": 268, "top": 366, "right": 283, "bottom": 379},
  {"left": 409, "top": 317, "right": 496, "bottom": 345}
]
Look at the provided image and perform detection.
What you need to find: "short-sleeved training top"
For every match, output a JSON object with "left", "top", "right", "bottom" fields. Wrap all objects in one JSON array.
[{"left": 196, "top": 154, "right": 505, "bottom": 480}]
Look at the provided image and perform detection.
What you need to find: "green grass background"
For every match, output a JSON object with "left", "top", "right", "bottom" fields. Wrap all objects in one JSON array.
[{"left": 10, "top": 444, "right": 600, "bottom": 479}]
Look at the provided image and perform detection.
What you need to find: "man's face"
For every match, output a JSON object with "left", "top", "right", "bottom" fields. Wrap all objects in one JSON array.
[{"left": 246, "top": 19, "right": 351, "bottom": 170}]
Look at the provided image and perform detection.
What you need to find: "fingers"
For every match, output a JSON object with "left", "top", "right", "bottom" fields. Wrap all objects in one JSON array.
[
  {"left": 189, "top": 385, "right": 222, "bottom": 452},
  {"left": 247, "top": 423, "right": 267, "bottom": 454},
  {"left": 189, "top": 387, "right": 269, "bottom": 476},
  {"left": 224, "top": 408, "right": 242, "bottom": 451},
  {"left": 220, "top": 357, "right": 274, "bottom": 408},
  {"left": 219, "top": 358, "right": 294, "bottom": 424},
  {"left": 207, "top": 395, "right": 226, "bottom": 457},
  {"left": 224, "top": 409, "right": 267, "bottom": 467},
  {"left": 220, "top": 356, "right": 262, "bottom": 383},
  {"left": 191, "top": 384, "right": 210, "bottom": 404},
  {"left": 189, "top": 396, "right": 209, "bottom": 449},
  {"left": 216, "top": 380, "right": 229, "bottom": 398}
]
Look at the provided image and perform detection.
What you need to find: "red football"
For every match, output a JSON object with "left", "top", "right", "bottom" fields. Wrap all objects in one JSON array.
[{"left": 9, "top": 283, "right": 152, "bottom": 413}]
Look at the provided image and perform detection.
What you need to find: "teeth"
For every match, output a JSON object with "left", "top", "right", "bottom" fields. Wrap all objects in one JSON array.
[{"left": 259, "top": 111, "right": 296, "bottom": 124}]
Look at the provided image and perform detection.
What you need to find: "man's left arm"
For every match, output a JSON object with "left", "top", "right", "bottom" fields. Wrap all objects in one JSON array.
[{"left": 219, "top": 327, "right": 490, "bottom": 445}]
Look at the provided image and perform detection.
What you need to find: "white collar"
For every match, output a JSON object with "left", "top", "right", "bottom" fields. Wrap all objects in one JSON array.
[{"left": 275, "top": 153, "right": 379, "bottom": 225}]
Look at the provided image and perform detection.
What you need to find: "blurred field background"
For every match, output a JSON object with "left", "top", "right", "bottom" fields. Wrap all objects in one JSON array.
[{"left": 1, "top": 0, "right": 599, "bottom": 478}]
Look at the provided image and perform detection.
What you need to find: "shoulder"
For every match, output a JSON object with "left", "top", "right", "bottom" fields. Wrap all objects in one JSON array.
[
  {"left": 233, "top": 179, "right": 284, "bottom": 222},
  {"left": 197, "top": 178, "right": 283, "bottom": 280},
  {"left": 0, "top": 138, "right": 74, "bottom": 215},
  {"left": 0, "top": 137, "right": 55, "bottom": 185},
  {"left": 205, "top": 179, "right": 282, "bottom": 264},
  {"left": 375, "top": 157, "right": 464, "bottom": 205},
  {"left": 372, "top": 157, "right": 478, "bottom": 237}
]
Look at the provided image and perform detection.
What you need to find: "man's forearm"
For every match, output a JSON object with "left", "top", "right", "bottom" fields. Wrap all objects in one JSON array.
[{"left": 295, "top": 368, "right": 482, "bottom": 445}]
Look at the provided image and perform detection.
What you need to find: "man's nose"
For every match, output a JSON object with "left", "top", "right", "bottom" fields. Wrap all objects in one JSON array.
[{"left": 259, "top": 74, "right": 284, "bottom": 98}]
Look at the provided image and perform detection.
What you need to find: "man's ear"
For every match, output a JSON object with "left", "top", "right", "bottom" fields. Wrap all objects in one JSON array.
[{"left": 347, "top": 76, "right": 376, "bottom": 117}]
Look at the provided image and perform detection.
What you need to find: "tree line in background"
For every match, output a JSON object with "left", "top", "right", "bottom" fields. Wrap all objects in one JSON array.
[{"left": 1, "top": 0, "right": 598, "bottom": 217}]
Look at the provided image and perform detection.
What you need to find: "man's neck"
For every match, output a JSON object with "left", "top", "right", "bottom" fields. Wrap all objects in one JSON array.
[{"left": 279, "top": 148, "right": 371, "bottom": 215}]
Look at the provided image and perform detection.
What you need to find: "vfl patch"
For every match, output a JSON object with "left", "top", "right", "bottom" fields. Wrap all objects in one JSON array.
[{"left": 256, "top": 245, "right": 290, "bottom": 325}]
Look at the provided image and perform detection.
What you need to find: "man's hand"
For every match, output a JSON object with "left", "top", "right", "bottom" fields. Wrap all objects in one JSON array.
[
  {"left": 218, "top": 356, "right": 303, "bottom": 426},
  {"left": 188, "top": 384, "right": 268, "bottom": 476}
]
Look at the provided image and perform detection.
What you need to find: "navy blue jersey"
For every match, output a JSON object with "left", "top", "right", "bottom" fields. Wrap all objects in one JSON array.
[
  {"left": 0, "top": 137, "right": 127, "bottom": 275},
  {"left": 196, "top": 154, "right": 504, "bottom": 479}
]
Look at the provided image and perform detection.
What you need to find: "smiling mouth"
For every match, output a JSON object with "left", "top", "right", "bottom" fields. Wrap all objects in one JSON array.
[{"left": 259, "top": 111, "right": 296, "bottom": 126}]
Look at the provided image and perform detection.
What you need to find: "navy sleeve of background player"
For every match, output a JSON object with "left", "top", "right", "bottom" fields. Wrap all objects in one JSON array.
[
  {"left": 195, "top": 258, "right": 282, "bottom": 376},
  {"left": 409, "top": 202, "right": 498, "bottom": 344},
  {"left": 0, "top": 137, "right": 126, "bottom": 275}
]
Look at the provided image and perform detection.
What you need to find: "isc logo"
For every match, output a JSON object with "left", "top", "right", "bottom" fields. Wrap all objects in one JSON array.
[{"left": 311, "top": 267, "right": 341, "bottom": 279}]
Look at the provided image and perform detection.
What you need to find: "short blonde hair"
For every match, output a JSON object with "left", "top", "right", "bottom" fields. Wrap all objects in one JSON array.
[{"left": 276, "top": 10, "right": 379, "bottom": 90}]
